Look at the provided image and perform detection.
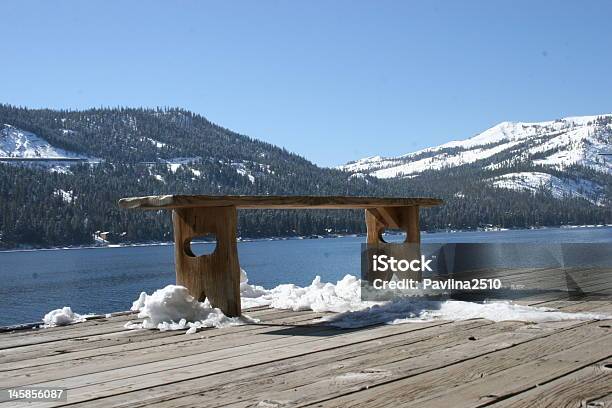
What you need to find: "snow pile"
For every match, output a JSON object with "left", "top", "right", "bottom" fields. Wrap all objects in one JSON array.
[
  {"left": 42, "top": 307, "right": 88, "bottom": 327},
  {"left": 241, "top": 273, "right": 371, "bottom": 313},
  {"left": 42, "top": 270, "right": 606, "bottom": 332},
  {"left": 128, "top": 284, "right": 253, "bottom": 333},
  {"left": 239, "top": 272, "right": 608, "bottom": 328},
  {"left": 239, "top": 268, "right": 270, "bottom": 306}
]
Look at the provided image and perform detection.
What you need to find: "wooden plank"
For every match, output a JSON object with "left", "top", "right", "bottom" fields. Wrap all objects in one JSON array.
[
  {"left": 400, "top": 339, "right": 612, "bottom": 408},
  {"left": 507, "top": 268, "right": 612, "bottom": 291},
  {"left": 580, "top": 393, "right": 612, "bottom": 408},
  {"left": 118, "top": 195, "right": 443, "bottom": 210},
  {"left": 33, "top": 319, "right": 478, "bottom": 408},
  {"left": 490, "top": 357, "right": 612, "bottom": 408},
  {"left": 0, "top": 308, "right": 280, "bottom": 349},
  {"left": 456, "top": 267, "right": 612, "bottom": 306},
  {"left": 0, "top": 320, "right": 455, "bottom": 407},
  {"left": 7, "top": 294, "right": 584, "bottom": 372},
  {"left": 518, "top": 295, "right": 612, "bottom": 315},
  {"left": 310, "top": 320, "right": 611, "bottom": 408},
  {"left": 0, "top": 313, "right": 137, "bottom": 339},
  {"left": 115, "top": 320, "right": 510, "bottom": 408},
  {"left": 172, "top": 206, "right": 241, "bottom": 316},
  {"left": 88, "top": 319, "right": 600, "bottom": 408},
  {"left": 0, "top": 313, "right": 320, "bottom": 372},
  {"left": 2, "top": 304, "right": 609, "bottom": 407},
  {"left": 55, "top": 317, "right": 598, "bottom": 408},
  {"left": 0, "top": 309, "right": 319, "bottom": 367},
  {"left": 0, "top": 312, "right": 334, "bottom": 387},
  {"left": 364, "top": 206, "right": 420, "bottom": 244},
  {"left": 405, "top": 205, "right": 420, "bottom": 243},
  {"left": 0, "top": 323, "right": 340, "bottom": 389},
  {"left": 0, "top": 310, "right": 139, "bottom": 334},
  {"left": 372, "top": 207, "right": 401, "bottom": 229},
  {"left": 0, "top": 317, "right": 140, "bottom": 350},
  {"left": 365, "top": 209, "right": 385, "bottom": 244}
]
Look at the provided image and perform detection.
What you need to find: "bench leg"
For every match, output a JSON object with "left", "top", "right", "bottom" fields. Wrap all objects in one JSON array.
[
  {"left": 365, "top": 206, "right": 420, "bottom": 244},
  {"left": 365, "top": 206, "right": 422, "bottom": 281},
  {"left": 405, "top": 206, "right": 420, "bottom": 244},
  {"left": 172, "top": 206, "right": 241, "bottom": 317}
]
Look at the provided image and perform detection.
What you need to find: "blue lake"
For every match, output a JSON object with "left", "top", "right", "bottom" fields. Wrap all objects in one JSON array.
[{"left": 0, "top": 226, "right": 610, "bottom": 326}]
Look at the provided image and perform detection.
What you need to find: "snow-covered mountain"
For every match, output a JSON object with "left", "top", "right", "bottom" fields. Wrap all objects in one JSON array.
[
  {"left": 0, "top": 124, "right": 85, "bottom": 159},
  {"left": 0, "top": 124, "right": 98, "bottom": 172},
  {"left": 339, "top": 114, "right": 611, "bottom": 205},
  {"left": 1, "top": 105, "right": 609, "bottom": 249}
]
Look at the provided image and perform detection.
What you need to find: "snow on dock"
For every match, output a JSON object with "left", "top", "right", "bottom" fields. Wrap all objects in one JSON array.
[{"left": 1, "top": 282, "right": 611, "bottom": 407}]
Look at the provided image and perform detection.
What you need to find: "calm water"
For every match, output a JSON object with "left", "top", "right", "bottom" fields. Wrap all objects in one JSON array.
[{"left": 1, "top": 227, "right": 610, "bottom": 326}]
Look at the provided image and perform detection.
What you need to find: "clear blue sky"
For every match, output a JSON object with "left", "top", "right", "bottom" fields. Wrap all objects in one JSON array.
[{"left": 1, "top": 1, "right": 611, "bottom": 166}]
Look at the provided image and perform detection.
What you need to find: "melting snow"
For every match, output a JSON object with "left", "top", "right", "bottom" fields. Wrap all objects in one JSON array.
[
  {"left": 42, "top": 270, "right": 608, "bottom": 332},
  {"left": 42, "top": 307, "right": 88, "bottom": 327},
  {"left": 127, "top": 282, "right": 255, "bottom": 333},
  {"left": 241, "top": 273, "right": 367, "bottom": 312},
  {"left": 240, "top": 272, "right": 608, "bottom": 328}
]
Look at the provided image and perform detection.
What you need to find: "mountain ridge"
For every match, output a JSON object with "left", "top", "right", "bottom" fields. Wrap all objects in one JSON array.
[
  {"left": 338, "top": 114, "right": 611, "bottom": 206},
  {"left": 0, "top": 105, "right": 610, "bottom": 249},
  {"left": 340, "top": 114, "right": 611, "bottom": 176}
]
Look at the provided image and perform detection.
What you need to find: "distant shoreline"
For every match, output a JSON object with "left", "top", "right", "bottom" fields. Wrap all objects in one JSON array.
[{"left": 1, "top": 224, "right": 609, "bottom": 253}]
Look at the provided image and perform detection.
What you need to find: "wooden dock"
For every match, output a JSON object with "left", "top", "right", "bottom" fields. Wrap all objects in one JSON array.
[{"left": 1, "top": 297, "right": 611, "bottom": 407}]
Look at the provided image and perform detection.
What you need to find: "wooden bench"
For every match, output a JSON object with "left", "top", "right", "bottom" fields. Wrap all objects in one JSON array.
[{"left": 119, "top": 195, "right": 443, "bottom": 316}]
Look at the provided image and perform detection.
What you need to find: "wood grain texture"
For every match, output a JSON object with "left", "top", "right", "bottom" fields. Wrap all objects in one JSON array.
[
  {"left": 405, "top": 205, "right": 420, "bottom": 243},
  {"left": 365, "top": 208, "right": 386, "bottom": 244},
  {"left": 491, "top": 358, "right": 612, "bottom": 408},
  {"left": 365, "top": 206, "right": 420, "bottom": 244},
  {"left": 311, "top": 320, "right": 612, "bottom": 408},
  {"left": 118, "top": 195, "right": 442, "bottom": 210},
  {"left": 172, "top": 206, "right": 241, "bottom": 317},
  {"left": 0, "top": 309, "right": 322, "bottom": 373},
  {"left": 0, "top": 313, "right": 334, "bottom": 389},
  {"left": 64, "top": 297, "right": 591, "bottom": 408},
  {"left": 0, "top": 295, "right": 609, "bottom": 408}
]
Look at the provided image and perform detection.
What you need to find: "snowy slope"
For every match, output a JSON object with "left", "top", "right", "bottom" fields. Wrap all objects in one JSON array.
[
  {"left": 0, "top": 124, "right": 86, "bottom": 159},
  {"left": 488, "top": 172, "right": 605, "bottom": 206},
  {"left": 339, "top": 114, "right": 612, "bottom": 178}
]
